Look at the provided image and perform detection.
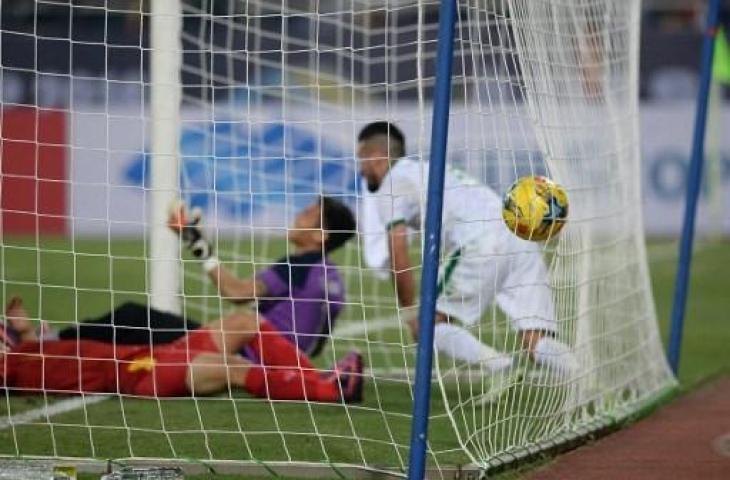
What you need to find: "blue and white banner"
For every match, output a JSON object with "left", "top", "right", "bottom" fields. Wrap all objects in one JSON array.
[
  {"left": 68, "top": 103, "right": 730, "bottom": 237},
  {"left": 69, "top": 108, "right": 359, "bottom": 235},
  {"left": 640, "top": 102, "right": 730, "bottom": 236}
]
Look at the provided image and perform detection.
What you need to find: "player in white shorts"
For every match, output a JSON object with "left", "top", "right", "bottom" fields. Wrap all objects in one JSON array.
[{"left": 357, "top": 121, "right": 577, "bottom": 380}]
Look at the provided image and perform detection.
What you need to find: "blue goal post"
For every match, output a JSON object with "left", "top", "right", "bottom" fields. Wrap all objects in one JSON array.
[
  {"left": 407, "top": 0, "right": 458, "bottom": 478},
  {"left": 667, "top": 0, "right": 724, "bottom": 375}
]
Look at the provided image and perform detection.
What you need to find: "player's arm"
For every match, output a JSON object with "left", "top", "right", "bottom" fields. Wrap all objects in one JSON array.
[
  {"left": 388, "top": 222, "right": 416, "bottom": 308},
  {"left": 167, "top": 201, "right": 268, "bottom": 303},
  {"left": 206, "top": 264, "right": 268, "bottom": 304},
  {"left": 376, "top": 174, "right": 420, "bottom": 325},
  {"left": 386, "top": 173, "right": 423, "bottom": 338}
]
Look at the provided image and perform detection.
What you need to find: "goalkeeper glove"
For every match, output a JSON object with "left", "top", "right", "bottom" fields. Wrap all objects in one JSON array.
[{"left": 168, "top": 201, "right": 213, "bottom": 260}]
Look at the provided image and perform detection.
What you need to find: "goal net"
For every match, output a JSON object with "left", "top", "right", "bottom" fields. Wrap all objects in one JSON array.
[{"left": 0, "top": 0, "right": 675, "bottom": 476}]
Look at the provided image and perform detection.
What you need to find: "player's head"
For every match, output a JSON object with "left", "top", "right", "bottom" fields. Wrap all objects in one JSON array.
[
  {"left": 357, "top": 121, "right": 405, "bottom": 192},
  {"left": 291, "top": 197, "right": 356, "bottom": 253}
]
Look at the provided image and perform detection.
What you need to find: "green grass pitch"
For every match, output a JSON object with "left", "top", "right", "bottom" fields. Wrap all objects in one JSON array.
[{"left": 0, "top": 237, "right": 728, "bottom": 479}]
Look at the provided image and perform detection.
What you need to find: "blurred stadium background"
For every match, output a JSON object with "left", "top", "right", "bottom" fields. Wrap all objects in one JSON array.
[{"left": 0, "top": 0, "right": 728, "bottom": 240}]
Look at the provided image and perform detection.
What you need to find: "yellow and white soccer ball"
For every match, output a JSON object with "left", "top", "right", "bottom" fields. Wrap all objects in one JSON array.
[{"left": 502, "top": 176, "right": 568, "bottom": 241}]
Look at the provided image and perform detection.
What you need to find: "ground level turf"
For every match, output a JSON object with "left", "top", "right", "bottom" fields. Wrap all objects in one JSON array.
[
  {"left": 0, "top": 238, "right": 727, "bottom": 479},
  {"left": 649, "top": 240, "right": 730, "bottom": 387}
]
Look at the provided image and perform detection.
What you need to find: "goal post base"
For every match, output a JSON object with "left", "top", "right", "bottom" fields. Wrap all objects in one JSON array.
[
  {"left": 482, "top": 385, "right": 678, "bottom": 476},
  {"left": 1, "top": 457, "right": 405, "bottom": 479}
]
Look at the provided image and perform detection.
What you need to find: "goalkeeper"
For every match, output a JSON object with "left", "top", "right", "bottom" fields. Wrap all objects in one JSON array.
[
  {"left": 51, "top": 196, "right": 356, "bottom": 360},
  {"left": 167, "top": 195, "right": 355, "bottom": 358},
  {"left": 357, "top": 122, "right": 577, "bottom": 381},
  {"left": 0, "top": 296, "right": 363, "bottom": 401}
]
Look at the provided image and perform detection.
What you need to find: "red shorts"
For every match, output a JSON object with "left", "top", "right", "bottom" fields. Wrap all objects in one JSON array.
[{"left": 123, "top": 329, "right": 220, "bottom": 397}]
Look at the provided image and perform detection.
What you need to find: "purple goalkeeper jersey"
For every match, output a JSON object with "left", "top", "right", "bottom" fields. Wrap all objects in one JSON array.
[{"left": 254, "top": 251, "right": 345, "bottom": 356}]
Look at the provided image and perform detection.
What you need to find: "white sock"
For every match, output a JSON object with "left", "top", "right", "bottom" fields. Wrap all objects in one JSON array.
[
  {"left": 532, "top": 336, "right": 578, "bottom": 378},
  {"left": 433, "top": 323, "right": 512, "bottom": 372}
]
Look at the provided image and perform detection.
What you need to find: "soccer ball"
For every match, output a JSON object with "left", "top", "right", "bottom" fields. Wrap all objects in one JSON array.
[{"left": 502, "top": 176, "right": 568, "bottom": 241}]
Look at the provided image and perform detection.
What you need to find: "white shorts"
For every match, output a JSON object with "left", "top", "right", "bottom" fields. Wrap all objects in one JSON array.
[{"left": 435, "top": 241, "right": 557, "bottom": 333}]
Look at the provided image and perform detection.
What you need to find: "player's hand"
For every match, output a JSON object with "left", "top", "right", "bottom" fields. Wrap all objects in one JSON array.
[
  {"left": 400, "top": 307, "right": 419, "bottom": 341},
  {"left": 167, "top": 200, "right": 213, "bottom": 260}
]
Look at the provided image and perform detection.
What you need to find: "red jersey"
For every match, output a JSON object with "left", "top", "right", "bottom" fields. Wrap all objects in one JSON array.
[{"left": 2, "top": 330, "right": 219, "bottom": 397}]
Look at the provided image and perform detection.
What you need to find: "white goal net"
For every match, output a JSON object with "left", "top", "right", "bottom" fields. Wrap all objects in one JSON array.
[{"left": 0, "top": 0, "right": 675, "bottom": 476}]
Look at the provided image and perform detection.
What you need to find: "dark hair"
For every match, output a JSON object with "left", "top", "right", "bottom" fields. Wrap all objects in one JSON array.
[
  {"left": 357, "top": 121, "right": 406, "bottom": 158},
  {"left": 320, "top": 196, "right": 356, "bottom": 253}
]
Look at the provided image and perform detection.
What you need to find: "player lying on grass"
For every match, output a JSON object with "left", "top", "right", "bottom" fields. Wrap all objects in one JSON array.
[
  {"left": 1, "top": 296, "right": 363, "bottom": 401},
  {"left": 41, "top": 197, "right": 356, "bottom": 361},
  {"left": 357, "top": 122, "right": 577, "bottom": 383}
]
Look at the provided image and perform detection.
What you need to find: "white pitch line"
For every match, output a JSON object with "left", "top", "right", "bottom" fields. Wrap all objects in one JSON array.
[
  {"left": 0, "top": 395, "right": 110, "bottom": 430},
  {"left": 334, "top": 316, "right": 401, "bottom": 337}
]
